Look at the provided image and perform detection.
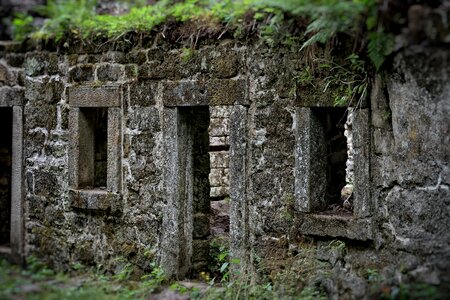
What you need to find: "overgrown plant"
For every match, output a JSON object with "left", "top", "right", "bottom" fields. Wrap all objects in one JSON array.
[
  {"left": 11, "top": 0, "right": 393, "bottom": 71},
  {"left": 320, "top": 53, "right": 370, "bottom": 107}
]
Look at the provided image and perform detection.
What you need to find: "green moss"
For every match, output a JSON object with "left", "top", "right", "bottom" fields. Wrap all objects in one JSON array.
[{"left": 180, "top": 47, "right": 195, "bottom": 63}]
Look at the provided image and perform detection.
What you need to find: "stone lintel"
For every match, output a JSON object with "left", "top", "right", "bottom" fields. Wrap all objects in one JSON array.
[
  {"left": 68, "top": 85, "right": 122, "bottom": 107},
  {"left": 69, "top": 189, "right": 121, "bottom": 212},
  {"left": 162, "top": 79, "right": 248, "bottom": 107}
]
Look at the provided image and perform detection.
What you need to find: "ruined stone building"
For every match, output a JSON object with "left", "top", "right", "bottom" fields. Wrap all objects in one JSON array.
[{"left": 0, "top": 2, "right": 449, "bottom": 298}]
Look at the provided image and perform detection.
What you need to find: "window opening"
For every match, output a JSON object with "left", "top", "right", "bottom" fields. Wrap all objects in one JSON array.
[
  {"left": 312, "top": 107, "right": 352, "bottom": 214},
  {"left": 0, "top": 107, "right": 12, "bottom": 247},
  {"left": 78, "top": 107, "right": 108, "bottom": 189}
]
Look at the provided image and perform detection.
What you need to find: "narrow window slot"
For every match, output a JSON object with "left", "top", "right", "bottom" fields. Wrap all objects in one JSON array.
[{"left": 78, "top": 107, "right": 108, "bottom": 189}]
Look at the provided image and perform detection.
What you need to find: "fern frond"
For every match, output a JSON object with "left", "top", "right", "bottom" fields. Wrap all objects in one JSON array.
[{"left": 367, "top": 31, "right": 395, "bottom": 70}]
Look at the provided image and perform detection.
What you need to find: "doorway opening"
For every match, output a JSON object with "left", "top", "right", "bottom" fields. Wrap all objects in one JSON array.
[{"left": 0, "top": 107, "right": 12, "bottom": 250}]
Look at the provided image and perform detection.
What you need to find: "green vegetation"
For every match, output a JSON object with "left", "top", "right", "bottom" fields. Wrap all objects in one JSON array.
[
  {"left": 1, "top": 253, "right": 441, "bottom": 300},
  {"left": 13, "top": 0, "right": 393, "bottom": 69},
  {"left": 0, "top": 256, "right": 166, "bottom": 300}
]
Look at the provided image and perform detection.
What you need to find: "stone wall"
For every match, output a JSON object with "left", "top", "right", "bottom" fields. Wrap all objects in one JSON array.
[{"left": 0, "top": 24, "right": 448, "bottom": 297}]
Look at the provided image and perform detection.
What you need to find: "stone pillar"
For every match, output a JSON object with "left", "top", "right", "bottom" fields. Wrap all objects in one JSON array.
[
  {"left": 229, "top": 105, "right": 249, "bottom": 273},
  {"left": 294, "top": 107, "right": 327, "bottom": 212},
  {"left": 161, "top": 107, "right": 186, "bottom": 277},
  {"left": 352, "top": 108, "right": 371, "bottom": 217},
  {"left": 107, "top": 107, "right": 122, "bottom": 193},
  {"left": 10, "top": 106, "right": 24, "bottom": 264}
]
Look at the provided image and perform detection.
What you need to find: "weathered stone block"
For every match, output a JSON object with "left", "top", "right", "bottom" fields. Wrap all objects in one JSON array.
[
  {"left": 209, "top": 168, "right": 227, "bottom": 187},
  {"left": 210, "top": 106, "right": 231, "bottom": 118},
  {"left": 138, "top": 62, "right": 165, "bottom": 80},
  {"left": 126, "top": 50, "right": 148, "bottom": 65},
  {"left": 0, "top": 62, "right": 14, "bottom": 85},
  {"left": 129, "top": 81, "right": 156, "bottom": 106},
  {"left": 124, "top": 64, "right": 138, "bottom": 79},
  {"left": 191, "top": 239, "right": 210, "bottom": 263},
  {"left": 96, "top": 64, "right": 123, "bottom": 82},
  {"left": 69, "top": 64, "right": 94, "bottom": 82},
  {"left": 210, "top": 136, "right": 229, "bottom": 147},
  {"left": 33, "top": 169, "right": 59, "bottom": 198},
  {"left": 24, "top": 52, "right": 58, "bottom": 76},
  {"left": 210, "top": 187, "right": 229, "bottom": 198},
  {"left": 101, "top": 51, "right": 126, "bottom": 64},
  {"left": 209, "top": 118, "right": 230, "bottom": 136},
  {"left": 0, "top": 86, "right": 24, "bottom": 106},
  {"left": 162, "top": 79, "right": 248, "bottom": 106},
  {"left": 193, "top": 213, "right": 210, "bottom": 239},
  {"left": 24, "top": 104, "right": 56, "bottom": 130},
  {"left": 5, "top": 53, "right": 25, "bottom": 68},
  {"left": 210, "top": 151, "right": 229, "bottom": 168},
  {"left": 209, "top": 50, "right": 240, "bottom": 78}
]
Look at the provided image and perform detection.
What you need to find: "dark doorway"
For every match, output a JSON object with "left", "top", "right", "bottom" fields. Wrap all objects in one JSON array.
[{"left": 0, "top": 107, "right": 12, "bottom": 246}]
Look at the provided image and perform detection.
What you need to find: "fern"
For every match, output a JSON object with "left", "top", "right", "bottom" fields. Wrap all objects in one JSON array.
[{"left": 367, "top": 30, "right": 395, "bottom": 70}]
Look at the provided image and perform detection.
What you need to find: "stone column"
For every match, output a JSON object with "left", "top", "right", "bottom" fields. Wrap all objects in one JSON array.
[
  {"left": 229, "top": 105, "right": 249, "bottom": 273},
  {"left": 10, "top": 106, "right": 24, "bottom": 264}
]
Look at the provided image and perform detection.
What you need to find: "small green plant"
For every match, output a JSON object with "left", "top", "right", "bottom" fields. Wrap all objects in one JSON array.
[
  {"left": 210, "top": 238, "right": 231, "bottom": 282},
  {"left": 320, "top": 54, "right": 369, "bottom": 107},
  {"left": 112, "top": 258, "right": 134, "bottom": 281},
  {"left": 12, "top": 13, "right": 34, "bottom": 41},
  {"left": 328, "top": 239, "right": 346, "bottom": 252},
  {"left": 296, "top": 66, "right": 315, "bottom": 87},
  {"left": 140, "top": 261, "right": 166, "bottom": 293},
  {"left": 71, "top": 262, "right": 84, "bottom": 271},
  {"left": 26, "top": 255, "right": 55, "bottom": 280}
]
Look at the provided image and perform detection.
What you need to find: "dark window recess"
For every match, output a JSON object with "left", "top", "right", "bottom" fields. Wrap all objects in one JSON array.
[
  {"left": 0, "top": 108, "right": 12, "bottom": 246},
  {"left": 312, "top": 107, "right": 350, "bottom": 212},
  {"left": 209, "top": 144, "right": 230, "bottom": 152},
  {"left": 79, "top": 108, "right": 108, "bottom": 189}
]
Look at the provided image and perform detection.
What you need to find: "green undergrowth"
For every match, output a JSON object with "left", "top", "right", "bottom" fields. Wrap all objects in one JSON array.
[
  {"left": 13, "top": 0, "right": 394, "bottom": 72},
  {"left": 0, "top": 256, "right": 167, "bottom": 300},
  {"left": 0, "top": 251, "right": 441, "bottom": 300}
]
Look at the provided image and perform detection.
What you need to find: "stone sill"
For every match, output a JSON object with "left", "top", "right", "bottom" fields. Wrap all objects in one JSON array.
[
  {"left": 0, "top": 245, "right": 23, "bottom": 264},
  {"left": 295, "top": 213, "right": 373, "bottom": 241},
  {"left": 69, "top": 189, "right": 121, "bottom": 212}
]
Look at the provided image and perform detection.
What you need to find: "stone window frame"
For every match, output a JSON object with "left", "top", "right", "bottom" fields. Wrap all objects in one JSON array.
[
  {"left": 0, "top": 97, "right": 24, "bottom": 263},
  {"left": 294, "top": 106, "right": 373, "bottom": 241},
  {"left": 68, "top": 85, "right": 123, "bottom": 212}
]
